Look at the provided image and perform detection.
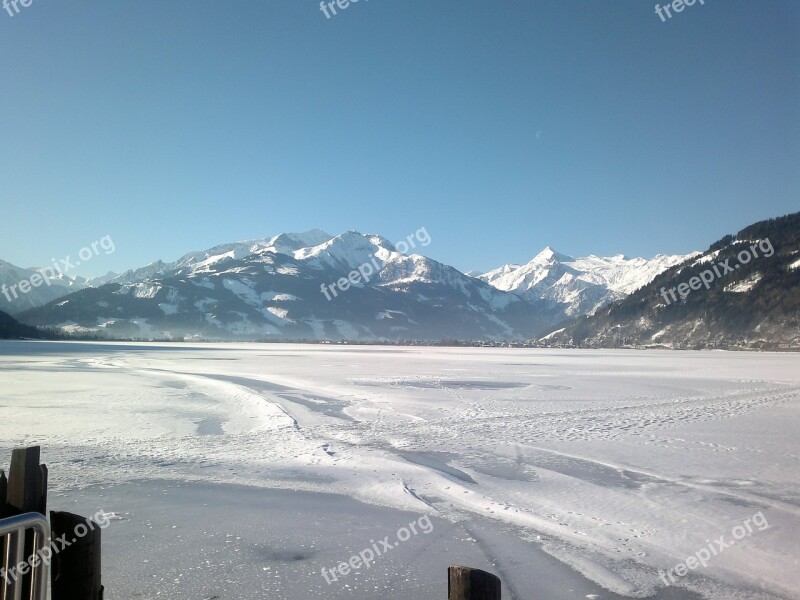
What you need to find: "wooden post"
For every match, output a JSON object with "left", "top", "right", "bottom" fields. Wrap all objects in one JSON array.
[
  {"left": 5, "top": 446, "right": 46, "bottom": 600},
  {"left": 7, "top": 446, "right": 45, "bottom": 513},
  {"left": 448, "top": 565, "right": 501, "bottom": 600},
  {"left": 50, "top": 511, "right": 104, "bottom": 600}
]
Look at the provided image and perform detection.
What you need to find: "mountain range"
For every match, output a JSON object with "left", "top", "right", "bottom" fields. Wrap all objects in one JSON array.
[
  {"left": 476, "top": 248, "right": 694, "bottom": 319},
  {"left": 1, "top": 230, "right": 694, "bottom": 342},
  {"left": 542, "top": 212, "right": 800, "bottom": 351},
  {"left": 0, "top": 259, "right": 95, "bottom": 313}
]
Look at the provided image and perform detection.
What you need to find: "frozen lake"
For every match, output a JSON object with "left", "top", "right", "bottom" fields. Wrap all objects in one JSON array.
[{"left": 1, "top": 341, "right": 798, "bottom": 599}]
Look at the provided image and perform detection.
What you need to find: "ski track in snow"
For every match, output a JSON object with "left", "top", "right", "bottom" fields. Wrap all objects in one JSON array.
[{"left": 1, "top": 342, "right": 799, "bottom": 599}]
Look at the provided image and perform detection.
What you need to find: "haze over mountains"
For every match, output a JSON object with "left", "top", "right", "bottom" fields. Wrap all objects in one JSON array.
[{"left": 1, "top": 230, "right": 693, "bottom": 342}]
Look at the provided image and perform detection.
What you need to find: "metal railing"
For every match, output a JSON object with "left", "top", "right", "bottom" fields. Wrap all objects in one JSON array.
[{"left": 1, "top": 513, "right": 50, "bottom": 600}]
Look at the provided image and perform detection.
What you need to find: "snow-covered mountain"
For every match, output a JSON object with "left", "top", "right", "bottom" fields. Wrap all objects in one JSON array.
[
  {"left": 478, "top": 247, "right": 697, "bottom": 320},
  {"left": 17, "top": 230, "right": 550, "bottom": 341},
  {"left": 0, "top": 231, "right": 337, "bottom": 315},
  {"left": 9, "top": 231, "right": 699, "bottom": 341},
  {"left": 91, "top": 230, "right": 335, "bottom": 288},
  {"left": 0, "top": 259, "right": 94, "bottom": 314},
  {"left": 542, "top": 212, "right": 800, "bottom": 350}
]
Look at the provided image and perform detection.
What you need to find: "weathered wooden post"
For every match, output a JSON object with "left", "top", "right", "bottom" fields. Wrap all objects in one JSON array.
[
  {"left": 50, "top": 511, "right": 104, "bottom": 600},
  {"left": 4, "top": 446, "right": 47, "bottom": 600},
  {"left": 448, "top": 565, "right": 501, "bottom": 600},
  {"left": 7, "top": 447, "right": 46, "bottom": 515}
]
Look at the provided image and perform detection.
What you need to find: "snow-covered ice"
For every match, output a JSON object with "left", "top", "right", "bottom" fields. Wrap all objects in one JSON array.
[{"left": 1, "top": 342, "right": 798, "bottom": 599}]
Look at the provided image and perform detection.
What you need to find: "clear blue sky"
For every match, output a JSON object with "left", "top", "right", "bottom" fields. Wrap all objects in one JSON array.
[{"left": 1, "top": 1, "right": 798, "bottom": 276}]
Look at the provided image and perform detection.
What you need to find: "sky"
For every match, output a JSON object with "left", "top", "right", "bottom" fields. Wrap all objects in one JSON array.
[{"left": 0, "top": 0, "right": 798, "bottom": 277}]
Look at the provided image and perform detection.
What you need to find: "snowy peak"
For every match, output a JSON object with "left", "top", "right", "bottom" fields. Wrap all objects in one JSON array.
[
  {"left": 171, "top": 230, "right": 333, "bottom": 274},
  {"left": 293, "top": 230, "right": 391, "bottom": 270},
  {"left": 266, "top": 229, "right": 333, "bottom": 255},
  {"left": 530, "top": 246, "right": 575, "bottom": 264},
  {"left": 478, "top": 247, "right": 697, "bottom": 317},
  {"left": 476, "top": 263, "right": 521, "bottom": 286},
  {"left": 291, "top": 230, "right": 444, "bottom": 288},
  {"left": 100, "top": 260, "right": 169, "bottom": 286},
  {"left": 0, "top": 259, "right": 92, "bottom": 314}
]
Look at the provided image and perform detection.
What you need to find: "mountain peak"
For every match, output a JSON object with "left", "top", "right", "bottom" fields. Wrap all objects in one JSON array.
[
  {"left": 530, "top": 246, "right": 574, "bottom": 264},
  {"left": 478, "top": 246, "right": 698, "bottom": 316},
  {"left": 543, "top": 211, "right": 800, "bottom": 350}
]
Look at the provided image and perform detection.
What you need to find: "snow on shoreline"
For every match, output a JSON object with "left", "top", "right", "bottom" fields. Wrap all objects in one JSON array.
[{"left": 1, "top": 341, "right": 798, "bottom": 599}]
